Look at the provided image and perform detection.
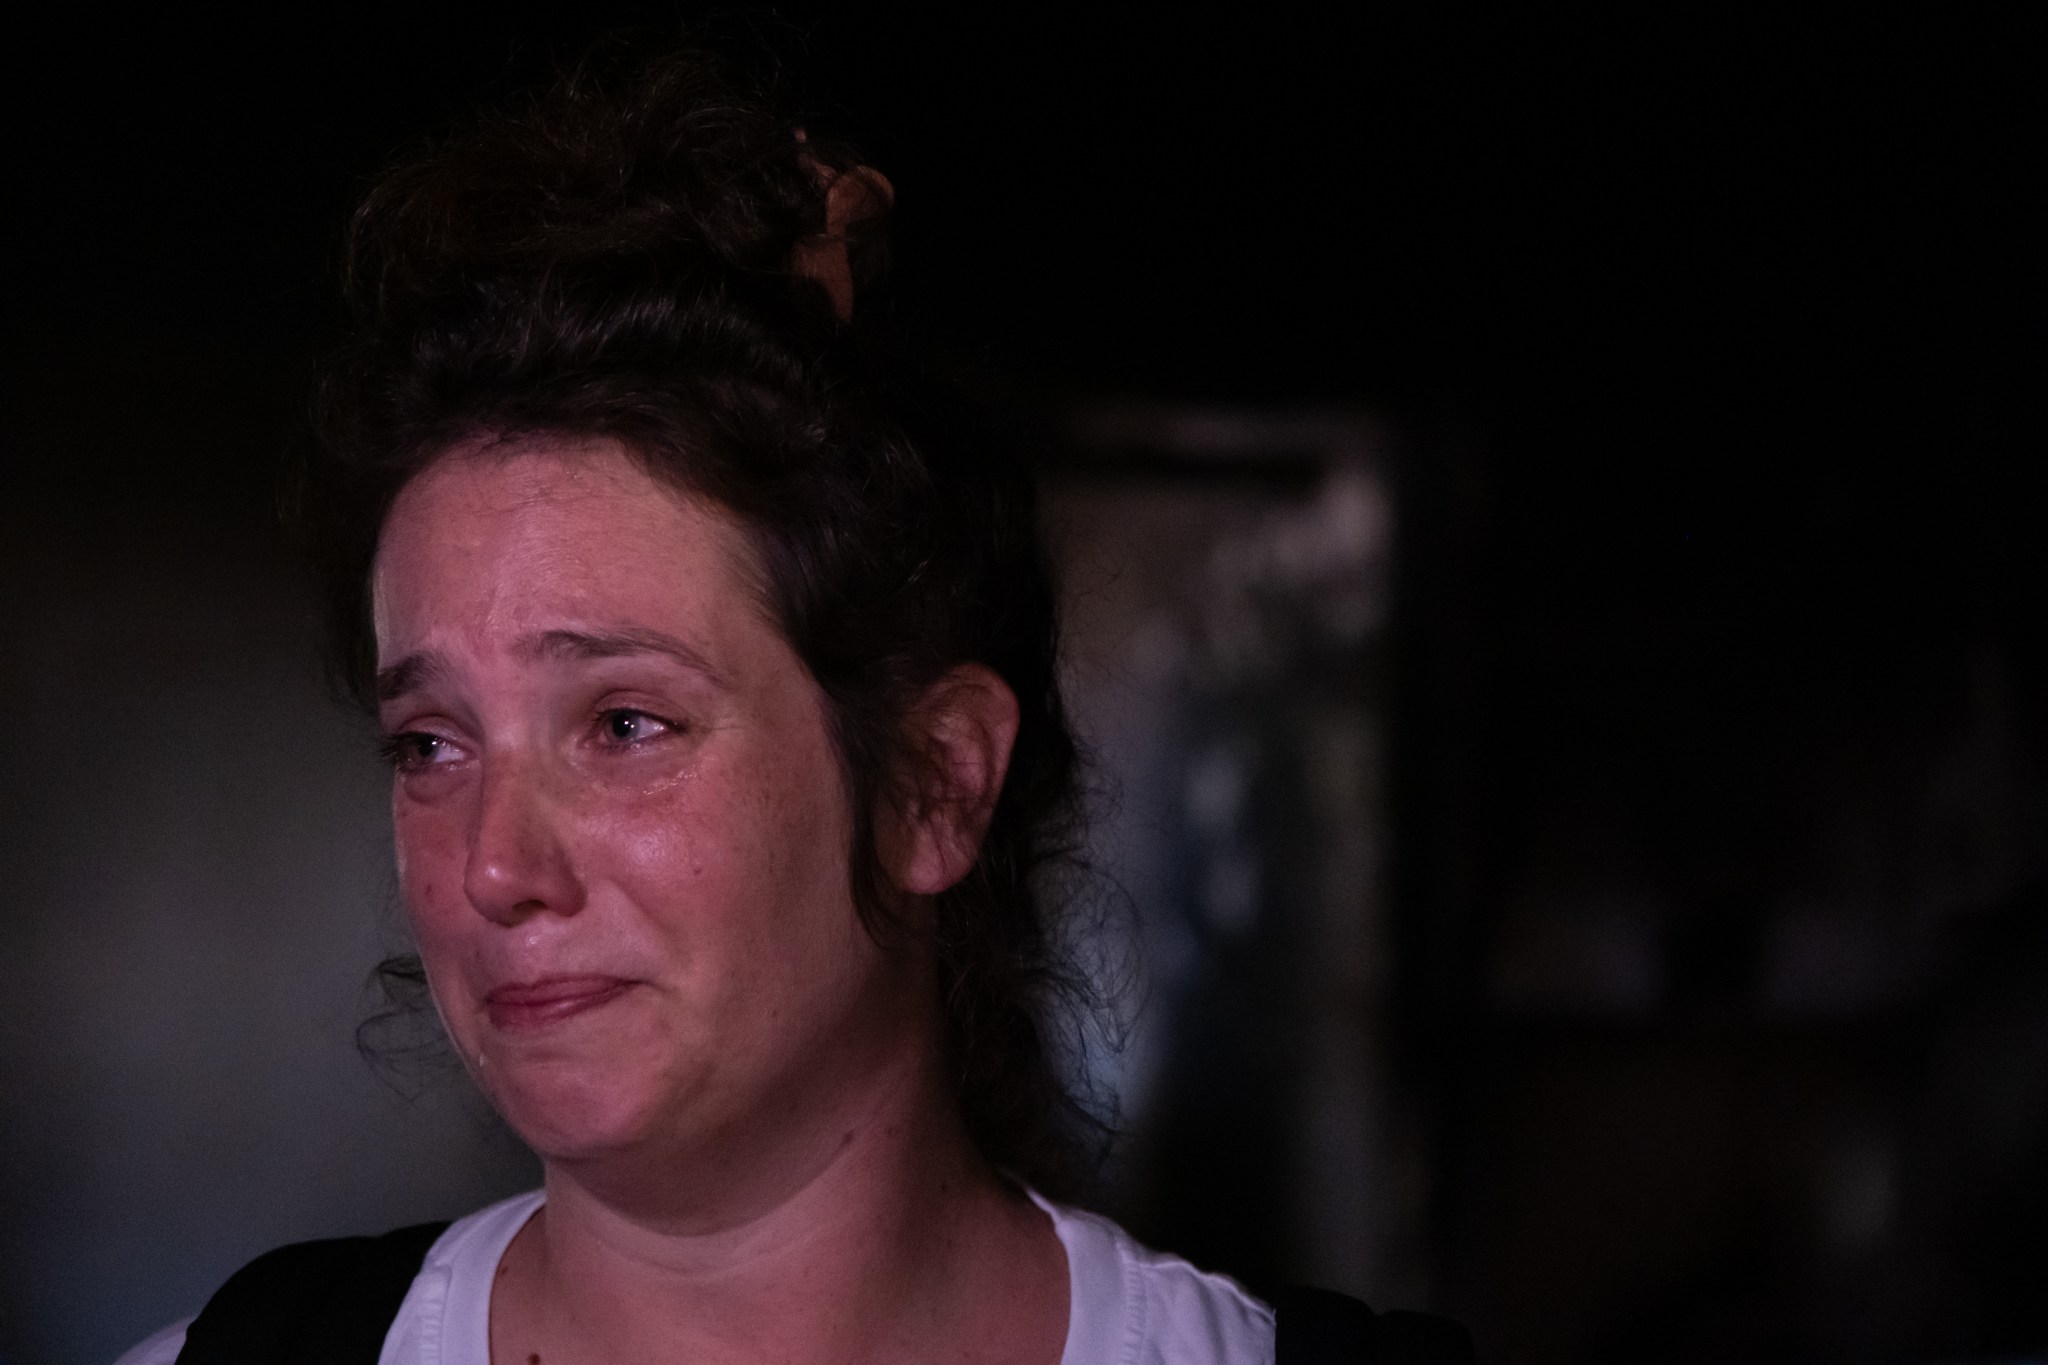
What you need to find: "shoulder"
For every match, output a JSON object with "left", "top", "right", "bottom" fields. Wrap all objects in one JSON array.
[
  {"left": 110, "top": 1192, "right": 542, "bottom": 1365},
  {"left": 1034, "top": 1196, "right": 1275, "bottom": 1365},
  {"left": 112, "top": 1317, "right": 191, "bottom": 1365},
  {"left": 164, "top": 1220, "right": 450, "bottom": 1365}
]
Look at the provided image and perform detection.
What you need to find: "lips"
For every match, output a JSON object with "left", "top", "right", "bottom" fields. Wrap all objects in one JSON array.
[{"left": 484, "top": 975, "right": 634, "bottom": 1032}]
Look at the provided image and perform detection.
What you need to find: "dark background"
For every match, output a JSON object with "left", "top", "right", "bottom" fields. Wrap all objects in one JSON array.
[{"left": 3, "top": 7, "right": 2043, "bottom": 1363}]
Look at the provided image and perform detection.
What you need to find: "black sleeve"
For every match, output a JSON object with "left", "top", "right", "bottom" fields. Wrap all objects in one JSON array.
[
  {"left": 1270, "top": 1285, "right": 1476, "bottom": 1365},
  {"left": 174, "top": 1221, "right": 450, "bottom": 1365}
]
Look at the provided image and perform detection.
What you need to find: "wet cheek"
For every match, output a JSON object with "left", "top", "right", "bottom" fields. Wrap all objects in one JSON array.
[
  {"left": 593, "top": 784, "right": 781, "bottom": 956},
  {"left": 393, "top": 802, "right": 473, "bottom": 938},
  {"left": 606, "top": 796, "right": 713, "bottom": 902}
]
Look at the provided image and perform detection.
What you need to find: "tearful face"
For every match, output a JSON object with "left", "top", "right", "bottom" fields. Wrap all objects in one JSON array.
[{"left": 370, "top": 438, "right": 927, "bottom": 1173}]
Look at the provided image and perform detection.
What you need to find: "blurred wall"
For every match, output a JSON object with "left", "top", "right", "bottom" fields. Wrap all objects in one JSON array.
[
  {"left": 0, "top": 482, "right": 539, "bottom": 1365},
  {"left": 1047, "top": 407, "right": 1407, "bottom": 1301}
]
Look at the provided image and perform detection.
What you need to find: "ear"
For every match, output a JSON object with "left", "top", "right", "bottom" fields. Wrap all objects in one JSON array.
[{"left": 885, "top": 664, "right": 1021, "bottom": 897}]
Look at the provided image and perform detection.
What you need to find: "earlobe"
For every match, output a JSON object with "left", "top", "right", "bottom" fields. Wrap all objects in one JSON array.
[{"left": 890, "top": 664, "right": 1021, "bottom": 897}]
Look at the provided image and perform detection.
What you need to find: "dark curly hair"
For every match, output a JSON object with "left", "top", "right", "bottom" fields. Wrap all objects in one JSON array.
[{"left": 303, "top": 38, "right": 1108, "bottom": 1196}]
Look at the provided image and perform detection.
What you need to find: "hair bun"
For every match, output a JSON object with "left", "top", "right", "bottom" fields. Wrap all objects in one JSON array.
[{"left": 343, "top": 41, "right": 889, "bottom": 329}]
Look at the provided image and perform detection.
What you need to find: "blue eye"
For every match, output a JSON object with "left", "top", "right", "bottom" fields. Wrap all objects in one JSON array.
[{"left": 598, "top": 710, "right": 673, "bottom": 745}]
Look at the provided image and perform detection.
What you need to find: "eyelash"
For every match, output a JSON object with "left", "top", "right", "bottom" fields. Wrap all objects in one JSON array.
[
  {"left": 375, "top": 708, "right": 679, "bottom": 770},
  {"left": 376, "top": 731, "right": 455, "bottom": 772},
  {"left": 592, "top": 707, "right": 679, "bottom": 748}
]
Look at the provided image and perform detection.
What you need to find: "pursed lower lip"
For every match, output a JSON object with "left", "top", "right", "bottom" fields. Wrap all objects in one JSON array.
[{"left": 483, "top": 977, "right": 634, "bottom": 1032}]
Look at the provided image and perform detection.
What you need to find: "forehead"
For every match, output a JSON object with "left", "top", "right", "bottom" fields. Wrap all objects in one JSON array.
[{"left": 370, "top": 437, "right": 767, "bottom": 655}]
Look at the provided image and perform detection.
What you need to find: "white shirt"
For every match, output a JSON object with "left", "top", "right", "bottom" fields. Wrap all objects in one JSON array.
[{"left": 115, "top": 1190, "right": 1275, "bottom": 1365}]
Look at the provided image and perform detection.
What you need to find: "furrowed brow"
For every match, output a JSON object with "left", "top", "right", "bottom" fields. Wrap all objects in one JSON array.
[
  {"left": 519, "top": 628, "right": 729, "bottom": 685},
  {"left": 374, "top": 652, "right": 442, "bottom": 704}
]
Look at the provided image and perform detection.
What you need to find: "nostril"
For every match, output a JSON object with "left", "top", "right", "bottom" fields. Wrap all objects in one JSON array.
[{"left": 462, "top": 795, "right": 585, "bottom": 925}]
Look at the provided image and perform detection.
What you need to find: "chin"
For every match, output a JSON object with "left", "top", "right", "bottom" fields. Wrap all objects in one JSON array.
[{"left": 478, "top": 1050, "right": 686, "bottom": 1162}]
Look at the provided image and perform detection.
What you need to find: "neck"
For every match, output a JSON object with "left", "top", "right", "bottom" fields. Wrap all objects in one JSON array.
[{"left": 494, "top": 1046, "right": 1067, "bottom": 1365}]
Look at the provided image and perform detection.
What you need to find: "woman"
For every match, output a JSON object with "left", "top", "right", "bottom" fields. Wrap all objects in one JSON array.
[{"left": 115, "top": 38, "right": 1277, "bottom": 1365}]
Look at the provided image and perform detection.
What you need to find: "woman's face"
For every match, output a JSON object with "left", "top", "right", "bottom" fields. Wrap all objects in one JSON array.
[{"left": 371, "top": 438, "right": 929, "bottom": 1176}]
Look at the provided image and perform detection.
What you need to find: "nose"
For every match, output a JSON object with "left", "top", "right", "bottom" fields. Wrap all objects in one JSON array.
[{"left": 463, "top": 755, "right": 586, "bottom": 925}]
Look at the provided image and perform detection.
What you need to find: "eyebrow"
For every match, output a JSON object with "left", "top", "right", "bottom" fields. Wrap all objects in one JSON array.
[
  {"left": 517, "top": 627, "right": 727, "bottom": 684},
  {"left": 375, "top": 653, "right": 441, "bottom": 703},
  {"left": 375, "top": 627, "right": 727, "bottom": 706}
]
